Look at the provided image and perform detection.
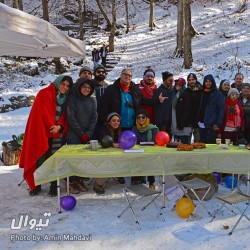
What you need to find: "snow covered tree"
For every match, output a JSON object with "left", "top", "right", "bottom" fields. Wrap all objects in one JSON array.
[
  {"left": 42, "top": 0, "right": 49, "bottom": 22},
  {"left": 183, "top": 0, "right": 192, "bottom": 68},
  {"left": 95, "top": 0, "right": 112, "bottom": 31},
  {"left": 109, "top": 0, "right": 117, "bottom": 52},
  {"left": 149, "top": 0, "right": 155, "bottom": 31},
  {"left": 77, "top": 0, "right": 84, "bottom": 40}
]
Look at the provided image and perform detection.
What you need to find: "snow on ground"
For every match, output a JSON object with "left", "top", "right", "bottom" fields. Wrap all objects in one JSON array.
[{"left": 1, "top": 1, "right": 250, "bottom": 249}]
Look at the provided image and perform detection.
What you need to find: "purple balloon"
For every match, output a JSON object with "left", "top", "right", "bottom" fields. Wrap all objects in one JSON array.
[
  {"left": 60, "top": 195, "right": 77, "bottom": 211},
  {"left": 118, "top": 130, "right": 137, "bottom": 150},
  {"left": 213, "top": 172, "right": 222, "bottom": 184}
]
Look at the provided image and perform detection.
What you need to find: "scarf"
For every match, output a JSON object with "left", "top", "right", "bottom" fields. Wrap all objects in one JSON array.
[
  {"left": 120, "top": 82, "right": 131, "bottom": 92},
  {"left": 140, "top": 80, "right": 157, "bottom": 97},
  {"left": 136, "top": 118, "right": 159, "bottom": 141},
  {"left": 226, "top": 98, "right": 238, "bottom": 121},
  {"left": 53, "top": 75, "right": 67, "bottom": 105}
]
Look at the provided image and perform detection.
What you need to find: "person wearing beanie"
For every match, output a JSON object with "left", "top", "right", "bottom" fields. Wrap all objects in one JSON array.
[
  {"left": 221, "top": 87, "right": 245, "bottom": 144},
  {"left": 66, "top": 78, "right": 98, "bottom": 194},
  {"left": 227, "top": 88, "right": 239, "bottom": 97},
  {"left": 239, "top": 83, "right": 250, "bottom": 143},
  {"left": 132, "top": 109, "right": 159, "bottom": 189},
  {"left": 92, "top": 64, "right": 109, "bottom": 139},
  {"left": 153, "top": 71, "right": 174, "bottom": 136},
  {"left": 19, "top": 75, "right": 73, "bottom": 197},
  {"left": 138, "top": 68, "right": 157, "bottom": 123},
  {"left": 231, "top": 73, "right": 244, "bottom": 92},
  {"left": 79, "top": 66, "right": 92, "bottom": 80},
  {"left": 197, "top": 74, "right": 225, "bottom": 143},
  {"left": 171, "top": 77, "right": 193, "bottom": 144},
  {"left": 186, "top": 73, "right": 202, "bottom": 142},
  {"left": 219, "top": 79, "right": 231, "bottom": 98}
]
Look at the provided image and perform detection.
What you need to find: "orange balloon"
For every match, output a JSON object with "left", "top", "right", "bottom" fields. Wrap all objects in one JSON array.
[
  {"left": 176, "top": 198, "right": 195, "bottom": 219},
  {"left": 155, "top": 131, "right": 170, "bottom": 146}
]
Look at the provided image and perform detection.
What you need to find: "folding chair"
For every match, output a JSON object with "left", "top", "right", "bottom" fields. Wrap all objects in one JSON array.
[
  {"left": 178, "top": 178, "right": 214, "bottom": 220},
  {"left": 210, "top": 188, "right": 250, "bottom": 235},
  {"left": 118, "top": 184, "right": 165, "bottom": 229}
]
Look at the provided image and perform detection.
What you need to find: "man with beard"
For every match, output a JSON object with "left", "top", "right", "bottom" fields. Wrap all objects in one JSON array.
[
  {"left": 138, "top": 68, "right": 157, "bottom": 123},
  {"left": 186, "top": 73, "right": 203, "bottom": 142},
  {"left": 92, "top": 64, "right": 109, "bottom": 139}
]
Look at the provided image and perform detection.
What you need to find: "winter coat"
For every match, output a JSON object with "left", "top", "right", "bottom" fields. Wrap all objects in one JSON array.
[
  {"left": 197, "top": 74, "right": 225, "bottom": 128},
  {"left": 153, "top": 84, "right": 173, "bottom": 129},
  {"left": 99, "top": 46, "right": 108, "bottom": 58},
  {"left": 66, "top": 78, "right": 97, "bottom": 142},
  {"left": 98, "top": 124, "right": 120, "bottom": 143},
  {"left": 182, "top": 86, "right": 202, "bottom": 128},
  {"left": 239, "top": 94, "right": 250, "bottom": 130},
  {"left": 100, "top": 78, "right": 158, "bottom": 126},
  {"left": 132, "top": 125, "right": 159, "bottom": 144},
  {"left": 93, "top": 79, "right": 109, "bottom": 123},
  {"left": 175, "top": 88, "right": 193, "bottom": 130},
  {"left": 221, "top": 99, "right": 245, "bottom": 132}
]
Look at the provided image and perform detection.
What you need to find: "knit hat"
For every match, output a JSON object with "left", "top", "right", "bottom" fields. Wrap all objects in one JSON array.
[
  {"left": 220, "top": 79, "right": 230, "bottom": 86},
  {"left": 107, "top": 112, "right": 121, "bottom": 122},
  {"left": 162, "top": 71, "right": 173, "bottom": 82},
  {"left": 143, "top": 68, "right": 155, "bottom": 77},
  {"left": 242, "top": 83, "right": 250, "bottom": 88},
  {"left": 136, "top": 109, "right": 148, "bottom": 118},
  {"left": 227, "top": 88, "right": 239, "bottom": 97},
  {"left": 187, "top": 73, "right": 197, "bottom": 81},
  {"left": 174, "top": 78, "right": 186, "bottom": 86},
  {"left": 79, "top": 66, "right": 92, "bottom": 76},
  {"left": 93, "top": 64, "right": 106, "bottom": 75}
]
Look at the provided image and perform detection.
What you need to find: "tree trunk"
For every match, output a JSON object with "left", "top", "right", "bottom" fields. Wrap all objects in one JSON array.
[
  {"left": 174, "top": 0, "right": 184, "bottom": 57},
  {"left": 77, "top": 0, "right": 84, "bottom": 40},
  {"left": 0, "top": 0, "right": 5, "bottom": 3},
  {"left": 18, "top": 0, "right": 23, "bottom": 10},
  {"left": 53, "top": 58, "right": 67, "bottom": 74},
  {"left": 109, "top": 0, "right": 116, "bottom": 52},
  {"left": 125, "top": 0, "right": 129, "bottom": 34},
  {"left": 149, "top": 0, "right": 155, "bottom": 31},
  {"left": 95, "top": 0, "right": 112, "bottom": 31},
  {"left": 183, "top": 0, "right": 192, "bottom": 69},
  {"left": 187, "top": 4, "right": 198, "bottom": 37},
  {"left": 42, "top": 0, "right": 49, "bottom": 22},
  {"left": 13, "top": 0, "right": 18, "bottom": 8}
]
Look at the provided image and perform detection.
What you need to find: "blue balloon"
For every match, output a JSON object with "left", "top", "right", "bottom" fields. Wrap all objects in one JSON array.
[
  {"left": 118, "top": 130, "right": 137, "bottom": 150},
  {"left": 225, "top": 175, "right": 237, "bottom": 189},
  {"left": 60, "top": 195, "right": 77, "bottom": 211}
]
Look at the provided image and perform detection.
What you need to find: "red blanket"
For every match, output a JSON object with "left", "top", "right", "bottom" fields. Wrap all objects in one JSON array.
[{"left": 19, "top": 84, "right": 68, "bottom": 190}]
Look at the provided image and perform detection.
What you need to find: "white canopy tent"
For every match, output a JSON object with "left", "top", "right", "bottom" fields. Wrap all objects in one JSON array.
[{"left": 0, "top": 3, "right": 85, "bottom": 58}]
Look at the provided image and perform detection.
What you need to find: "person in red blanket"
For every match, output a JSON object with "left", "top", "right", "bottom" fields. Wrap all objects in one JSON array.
[{"left": 19, "top": 75, "right": 73, "bottom": 196}]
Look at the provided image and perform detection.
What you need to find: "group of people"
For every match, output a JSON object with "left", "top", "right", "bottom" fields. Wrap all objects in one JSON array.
[
  {"left": 92, "top": 44, "right": 108, "bottom": 67},
  {"left": 19, "top": 65, "right": 250, "bottom": 197}
]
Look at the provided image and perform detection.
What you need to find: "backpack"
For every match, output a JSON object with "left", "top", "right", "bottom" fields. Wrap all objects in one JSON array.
[{"left": 1, "top": 134, "right": 24, "bottom": 166}]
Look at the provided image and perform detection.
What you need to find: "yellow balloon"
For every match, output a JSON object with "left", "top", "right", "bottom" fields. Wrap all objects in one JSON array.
[{"left": 176, "top": 198, "right": 195, "bottom": 218}]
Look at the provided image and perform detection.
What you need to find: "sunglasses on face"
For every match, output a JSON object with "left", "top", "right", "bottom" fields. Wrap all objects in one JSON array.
[{"left": 137, "top": 115, "right": 146, "bottom": 120}]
